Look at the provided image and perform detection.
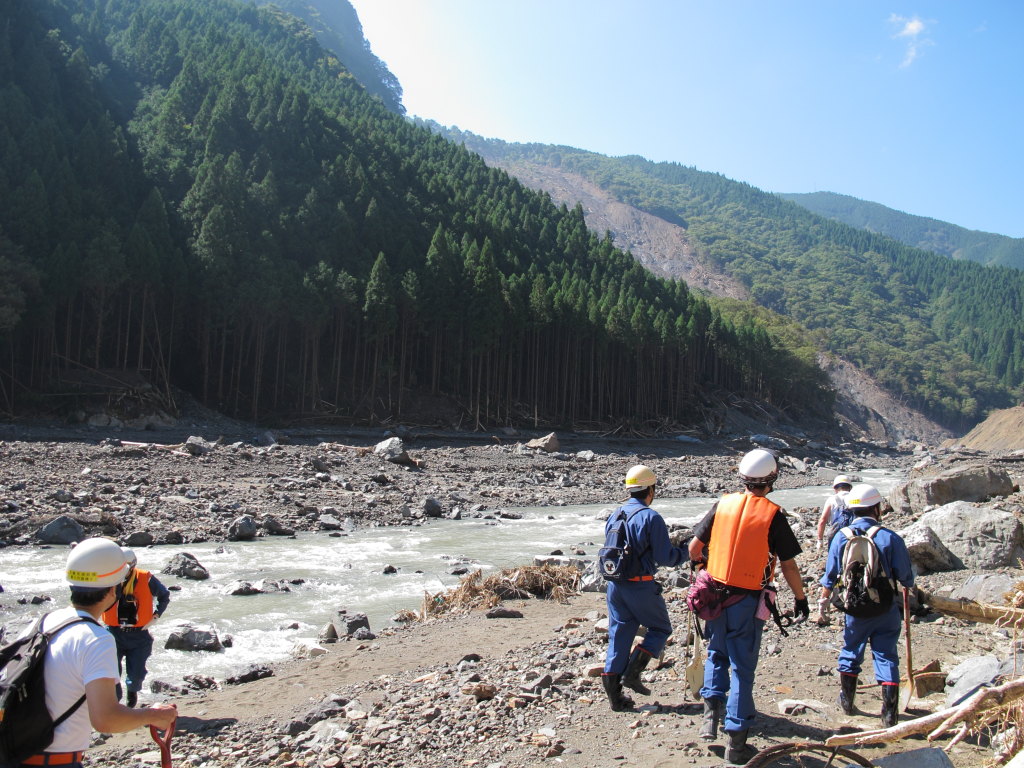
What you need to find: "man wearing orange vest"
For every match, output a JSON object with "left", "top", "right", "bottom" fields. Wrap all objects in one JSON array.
[
  {"left": 102, "top": 548, "right": 170, "bottom": 708},
  {"left": 688, "top": 449, "right": 809, "bottom": 765}
]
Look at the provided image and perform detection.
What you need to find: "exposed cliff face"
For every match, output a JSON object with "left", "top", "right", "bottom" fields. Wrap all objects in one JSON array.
[
  {"left": 951, "top": 405, "right": 1024, "bottom": 452},
  {"left": 484, "top": 159, "right": 748, "bottom": 300}
]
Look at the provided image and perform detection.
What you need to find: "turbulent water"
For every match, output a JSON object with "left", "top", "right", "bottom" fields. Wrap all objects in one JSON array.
[{"left": 0, "top": 469, "right": 901, "bottom": 695}]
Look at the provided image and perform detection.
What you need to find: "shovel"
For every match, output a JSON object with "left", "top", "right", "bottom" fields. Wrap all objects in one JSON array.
[
  {"left": 685, "top": 609, "right": 704, "bottom": 698},
  {"left": 900, "top": 587, "right": 915, "bottom": 711},
  {"left": 150, "top": 718, "right": 176, "bottom": 768}
]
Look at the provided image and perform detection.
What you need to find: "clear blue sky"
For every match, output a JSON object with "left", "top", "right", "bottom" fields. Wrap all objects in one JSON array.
[{"left": 348, "top": 1, "right": 1023, "bottom": 238}]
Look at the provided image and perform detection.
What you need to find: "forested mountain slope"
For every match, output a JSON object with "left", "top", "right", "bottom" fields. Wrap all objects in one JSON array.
[
  {"left": 0, "top": 0, "right": 829, "bottom": 429},
  {"left": 249, "top": 0, "right": 404, "bottom": 114},
  {"left": 779, "top": 191, "right": 1024, "bottom": 270},
  {"left": 437, "top": 127, "right": 1024, "bottom": 430}
]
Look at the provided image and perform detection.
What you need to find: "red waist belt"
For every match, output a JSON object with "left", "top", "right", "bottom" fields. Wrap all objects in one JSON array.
[
  {"left": 22, "top": 753, "right": 85, "bottom": 766},
  {"left": 627, "top": 575, "right": 654, "bottom": 582}
]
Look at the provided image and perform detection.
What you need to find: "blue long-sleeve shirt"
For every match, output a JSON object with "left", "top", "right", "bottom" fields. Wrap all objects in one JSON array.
[
  {"left": 820, "top": 516, "right": 915, "bottom": 591},
  {"left": 149, "top": 573, "right": 171, "bottom": 617},
  {"left": 613, "top": 497, "right": 686, "bottom": 575}
]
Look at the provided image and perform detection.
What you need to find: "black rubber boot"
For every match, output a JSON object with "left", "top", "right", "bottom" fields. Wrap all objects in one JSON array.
[
  {"left": 126, "top": 690, "right": 138, "bottom": 708},
  {"left": 601, "top": 673, "right": 634, "bottom": 712},
  {"left": 880, "top": 683, "right": 899, "bottom": 727},
  {"left": 838, "top": 673, "right": 858, "bottom": 715},
  {"left": 621, "top": 647, "right": 653, "bottom": 696},
  {"left": 725, "top": 729, "right": 756, "bottom": 765},
  {"left": 699, "top": 696, "right": 724, "bottom": 740}
]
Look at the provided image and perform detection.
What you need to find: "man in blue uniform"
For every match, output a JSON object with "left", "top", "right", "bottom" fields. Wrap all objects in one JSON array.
[
  {"left": 688, "top": 449, "right": 808, "bottom": 765},
  {"left": 818, "top": 483, "right": 914, "bottom": 727},
  {"left": 601, "top": 465, "right": 687, "bottom": 711}
]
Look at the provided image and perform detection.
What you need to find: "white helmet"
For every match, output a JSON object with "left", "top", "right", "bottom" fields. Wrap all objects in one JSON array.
[
  {"left": 832, "top": 475, "right": 852, "bottom": 489},
  {"left": 624, "top": 465, "right": 657, "bottom": 491},
  {"left": 738, "top": 449, "right": 778, "bottom": 487},
  {"left": 66, "top": 538, "right": 129, "bottom": 588},
  {"left": 122, "top": 547, "right": 138, "bottom": 568},
  {"left": 846, "top": 483, "right": 884, "bottom": 510}
]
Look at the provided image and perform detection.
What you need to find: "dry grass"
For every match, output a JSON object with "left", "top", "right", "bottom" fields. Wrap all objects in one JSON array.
[{"left": 420, "top": 564, "right": 582, "bottom": 619}]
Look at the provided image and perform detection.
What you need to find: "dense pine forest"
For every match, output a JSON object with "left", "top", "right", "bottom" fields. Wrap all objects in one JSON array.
[
  {"left": 443, "top": 130, "right": 1024, "bottom": 429},
  {"left": 0, "top": 0, "right": 831, "bottom": 428}
]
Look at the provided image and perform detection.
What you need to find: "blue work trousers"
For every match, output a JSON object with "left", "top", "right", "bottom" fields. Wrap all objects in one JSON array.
[
  {"left": 839, "top": 604, "right": 902, "bottom": 683},
  {"left": 604, "top": 579, "right": 672, "bottom": 674},
  {"left": 700, "top": 594, "right": 763, "bottom": 733},
  {"left": 111, "top": 628, "right": 154, "bottom": 693}
]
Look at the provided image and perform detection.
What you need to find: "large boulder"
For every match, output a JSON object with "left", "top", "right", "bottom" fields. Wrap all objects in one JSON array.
[
  {"left": 897, "top": 521, "right": 961, "bottom": 573},
  {"left": 914, "top": 502, "right": 1024, "bottom": 569},
  {"left": 164, "top": 624, "right": 223, "bottom": 652},
  {"left": 889, "top": 464, "right": 1014, "bottom": 515},
  {"left": 525, "top": 432, "right": 559, "bottom": 452},
  {"left": 35, "top": 515, "right": 85, "bottom": 545},
  {"left": 162, "top": 552, "right": 210, "bottom": 580},
  {"left": 227, "top": 515, "right": 259, "bottom": 541}
]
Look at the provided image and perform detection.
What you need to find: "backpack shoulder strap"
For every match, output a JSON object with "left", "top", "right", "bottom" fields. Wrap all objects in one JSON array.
[
  {"left": 43, "top": 614, "right": 100, "bottom": 728},
  {"left": 866, "top": 525, "right": 883, "bottom": 539},
  {"left": 45, "top": 614, "right": 101, "bottom": 639},
  {"left": 839, "top": 526, "right": 856, "bottom": 540}
]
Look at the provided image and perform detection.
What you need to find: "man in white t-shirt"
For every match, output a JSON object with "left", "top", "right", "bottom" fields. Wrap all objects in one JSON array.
[{"left": 13, "top": 538, "right": 177, "bottom": 768}]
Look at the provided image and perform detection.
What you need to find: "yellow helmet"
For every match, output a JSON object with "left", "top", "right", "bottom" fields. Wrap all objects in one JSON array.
[{"left": 624, "top": 465, "right": 657, "bottom": 491}]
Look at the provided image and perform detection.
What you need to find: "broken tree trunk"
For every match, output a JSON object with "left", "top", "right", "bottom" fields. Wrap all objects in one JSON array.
[
  {"left": 825, "top": 677, "right": 1024, "bottom": 748},
  {"left": 919, "top": 588, "right": 1024, "bottom": 628}
]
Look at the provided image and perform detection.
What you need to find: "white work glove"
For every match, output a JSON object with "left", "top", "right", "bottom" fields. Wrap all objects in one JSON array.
[
  {"left": 815, "top": 539, "right": 822, "bottom": 552},
  {"left": 814, "top": 597, "right": 830, "bottom": 626}
]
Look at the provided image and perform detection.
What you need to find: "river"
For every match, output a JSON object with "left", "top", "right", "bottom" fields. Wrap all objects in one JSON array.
[{"left": 0, "top": 469, "right": 902, "bottom": 694}]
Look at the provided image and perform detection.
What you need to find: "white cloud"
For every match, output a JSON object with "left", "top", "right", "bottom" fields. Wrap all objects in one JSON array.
[{"left": 888, "top": 14, "right": 934, "bottom": 68}]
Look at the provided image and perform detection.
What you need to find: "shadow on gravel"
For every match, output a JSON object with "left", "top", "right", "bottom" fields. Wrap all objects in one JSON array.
[{"left": 175, "top": 716, "right": 237, "bottom": 735}]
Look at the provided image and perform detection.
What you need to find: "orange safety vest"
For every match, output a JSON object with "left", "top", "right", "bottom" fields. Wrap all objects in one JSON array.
[
  {"left": 103, "top": 569, "right": 155, "bottom": 628},
  {"left": 706, "top": 493, "right": 780, "bottom": 590}
]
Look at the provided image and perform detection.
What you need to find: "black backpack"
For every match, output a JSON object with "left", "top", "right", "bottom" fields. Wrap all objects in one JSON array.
[
  {"left": 829, "top": 526, "right": 897, "bottom": 618},
  {"left": 598, "top": 506, "right": 647, "bottom": 581},
  {"left": 0, "top": 612, "right": 100, "bottom": 764}
]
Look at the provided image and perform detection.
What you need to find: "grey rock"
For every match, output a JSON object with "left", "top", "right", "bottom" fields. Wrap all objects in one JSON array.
[
  {"left": 184, "top": 436, "right": 215, "bottom": 456},
  {"left": 337, "top": 611, "right": 370, "bottom": 635},
  {"left": 262, "top": 517, "right": 295, "bottom": 536},
  {"left": 916, "top": 502, "right": 1024, "bottom": 569},
  {"left": 225, "top": 665, "right": 274, "bottom": 685},
  {"left": 422, "top": 497, "right": 444, "bottom": 517},
  {"left": 898, "top": 522, "right": 961, "bottom": 573},
  {"left": 226, "top": 514, "right": 259, "bottom": 541},
  {"left": 945, "top": 654, "right": 1000, "bottom": 707},
  {"left": 124, "top": 531, "right": 155, "bottom": 547},
  {"left": 873, "top": 748, "right": 954, "bottom": 768},
  {"left": 485, "top": 607, "right": 524, "bottom": 619},
  {"left": 525, "top": 432, "right": 559, "bottom": 452},
  {"left": 162, "top": 552, "right": 210, "bottom": 580},
  {"left": 35, "top": 515, "right": 85, "bottom": 545},
  {"left": 890, "top": 464, "right": 1014, "bottom": 515},
  {"left": 951, "top": 573, "right": 1017, "bottom": 604},
  {"left": 164, "top": 624, "right": 223, "bottom": 652}
]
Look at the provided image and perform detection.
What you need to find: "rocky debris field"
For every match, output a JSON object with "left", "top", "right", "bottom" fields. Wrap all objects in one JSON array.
[
  {"left": 0, "top": 426, "right": 907, "bottom": 547},
  {"left": 3, "top": 422, "right": 1024, "bottom": 768}
]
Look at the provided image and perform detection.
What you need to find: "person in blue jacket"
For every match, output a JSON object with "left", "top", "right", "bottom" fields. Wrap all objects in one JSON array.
[
  {"left": 818, "top": 483, "right": 915, "bottom": 727},
  {"left": 601, "top": 465, "right": 687, "bottom": 711}
]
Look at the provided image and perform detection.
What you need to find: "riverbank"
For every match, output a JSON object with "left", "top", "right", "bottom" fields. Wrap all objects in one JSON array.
[
  {"left": 86, "top": 575, "right": 999, "bottom": 768},
  {"left": 1, "top": 427, "right": 1015, "bottom": 767}
]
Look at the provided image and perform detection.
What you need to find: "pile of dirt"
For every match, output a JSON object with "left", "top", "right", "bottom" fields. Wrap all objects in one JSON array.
[{"left": 950, "top": 405, "right": 1024, "bottom": 453}]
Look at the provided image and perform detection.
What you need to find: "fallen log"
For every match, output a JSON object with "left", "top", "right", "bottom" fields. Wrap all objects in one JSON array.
[
  {"left": 919, "top": 588, "right": 1024, "bottom": 628},
  {"left": 824, "top": 677, "right": 1024, "bottom": 748}
]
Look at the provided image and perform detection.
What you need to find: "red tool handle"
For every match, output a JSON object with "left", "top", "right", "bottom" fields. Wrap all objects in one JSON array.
[{"left": 150, "top": 718, "right": 176, "bottom": 768}]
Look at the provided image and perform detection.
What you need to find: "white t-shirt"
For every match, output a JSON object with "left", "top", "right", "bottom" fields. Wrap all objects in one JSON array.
[{"left": 40, "top": 606, "right": 119, "bottom": 752}]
